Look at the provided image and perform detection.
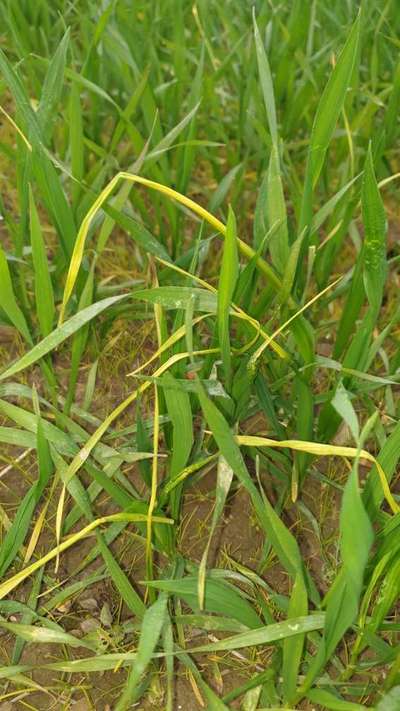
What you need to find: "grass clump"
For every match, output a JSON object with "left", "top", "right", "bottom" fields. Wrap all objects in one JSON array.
[{"left": 0, "top": 1, "right": 399, "bottom": 709}]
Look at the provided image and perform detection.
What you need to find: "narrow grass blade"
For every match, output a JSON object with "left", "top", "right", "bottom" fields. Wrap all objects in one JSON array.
[
  {"left": 36, "top": 28, "right": 69, "bottom": 137},
  {"left": 266, "top": 145, "right": 289, "bottom": 271},
  {"left": 104, "top": 205, "right": 171, "bottom": 261},
  {"left": 362, "top": 143, "right": 387, "bottom": 320},
  {"left": 300, "top": 11, "right": 361, "bottom": 229},
  {"left": 32, "top": 147, "right": 77, "bottom": 259},
  {"left": 162, "top": 617, "right": 174, "bottom": 711},
  {"left": 331, "top": 382, "right": 359, "bottom": 442},
  {"left": 188, "top": 614, "right": 325, "bottom": 653},
  {"left": 307, "top": 689, "right": 366, "bottom": 710},
  {"left": 253, "top": 12, "right": 278, "bottom": 143},
  {"left": 163, "top": 371, "right": 193, "bottom": 516},
  {"left": 282, "top": 574, "right": 308, "bottom": 704},
  {"left": 145, "top": 576, "right": 262, "bottom": 630},
  {"left": 96, "top": 536, "right": 146, "bottom": 619},
  {"left": 217, "top": 207, "right": 238, "bottom": 386},
  {"left": 69, "top": 82, "right": 84, "bottom": 206},
  {"left": 253, "top": 12, "right": 288, "bottom": 271},
  {"left": 64, "top": 269, "right": 95, "bottom": 419},
  {"left": 146, "top": 385, "right": 160, "bottom": 596},
  {"left": 208, "top": 163, "right": 242, "bottom": 214},
  {"left": 29, "top": 186, "right": 55, "bottom": 337},
  {"left": 115, "top": 594, "right": 168, "bottom": 710},
  {"left": 0, "top": 246, "right": 31, "bottom": 343},
  {"left": 340, "top": 459, "right": 373, "bottom": 610},
  {"left": 133, "top": 286, "right": 218, "bottom": 313}
]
